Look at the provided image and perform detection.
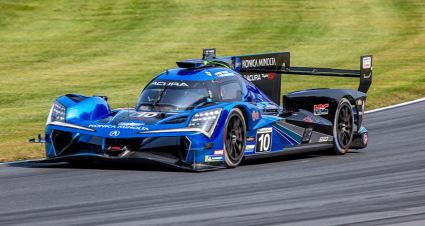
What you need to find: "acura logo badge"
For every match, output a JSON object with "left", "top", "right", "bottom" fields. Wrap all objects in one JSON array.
[{"left": 109, "top": 130, "right": 120, "bottom": 137}]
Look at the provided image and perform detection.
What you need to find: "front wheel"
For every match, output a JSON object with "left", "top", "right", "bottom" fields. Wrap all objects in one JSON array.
[
  {"left": 224, "top": 108, "right": 246, "bottom": 168},
  {"left": 327, "top": 98, "right": 354, "bottom": 155}
]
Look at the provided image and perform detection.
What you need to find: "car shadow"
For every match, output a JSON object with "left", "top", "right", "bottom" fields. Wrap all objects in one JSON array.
[
  {"left": 240, "top": 152, "right": 318, "bottom": 166},
  {"left": 240, "top": 150, "right": 362, "bottom": 166},
  {"left": 5, "top": 161, "right": 185, "bottom": 173},
  {"left": 5, "top": 151, "right": 362, "bottom": 172}
]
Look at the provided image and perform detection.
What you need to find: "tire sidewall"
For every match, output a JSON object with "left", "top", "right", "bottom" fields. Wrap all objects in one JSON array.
[
  {"left": 223, "top": 108, "right": 246, "bottom": 168},
  {"left": 332, "top": 98, "right": 354, "bottom": 154}
]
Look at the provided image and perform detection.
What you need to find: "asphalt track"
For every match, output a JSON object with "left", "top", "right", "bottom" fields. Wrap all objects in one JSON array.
[{"left": 1, "top": 101, "right": 424, "bottom": 226}]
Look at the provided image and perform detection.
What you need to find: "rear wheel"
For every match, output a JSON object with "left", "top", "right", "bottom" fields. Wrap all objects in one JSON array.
[
  {"left": 328, "top": 98, "right": 354, "bottom": 155},
  {"left": 224, "top": 108, "right": 246, "bottom": 168}
]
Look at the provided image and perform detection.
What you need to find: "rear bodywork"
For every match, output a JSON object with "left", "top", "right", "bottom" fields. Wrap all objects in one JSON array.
[{"left": 31, "top": 49, "right": 371, "bottom": 171}]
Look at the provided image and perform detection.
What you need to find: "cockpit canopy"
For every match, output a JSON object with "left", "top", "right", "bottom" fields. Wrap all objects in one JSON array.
[{"left": 136, "top": 80, "right": 211, "bottom": 112}]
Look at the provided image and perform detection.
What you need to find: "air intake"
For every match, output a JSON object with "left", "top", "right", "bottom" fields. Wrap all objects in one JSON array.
[{"left": 176, "top": 60, "right": 204, "bottom": 69}]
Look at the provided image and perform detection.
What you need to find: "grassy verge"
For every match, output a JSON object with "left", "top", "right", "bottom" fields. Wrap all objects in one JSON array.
[{"left": 1, "top": 0, "right": 424, "bottom": 162}]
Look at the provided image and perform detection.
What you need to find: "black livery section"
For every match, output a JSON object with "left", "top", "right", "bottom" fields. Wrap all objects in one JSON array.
[
  {"left": 210, "top": 50, "right": 371, "bottom": 133},
  {"left": 217, "top": 52, "right": 290, "bottom": 105},
  {"left": 222, "top": 52, "right": 372, "bottom": 105}
]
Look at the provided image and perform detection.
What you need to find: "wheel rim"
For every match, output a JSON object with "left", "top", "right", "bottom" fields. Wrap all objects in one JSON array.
[
  {"left": 225, "top": 115, "right": 245, "bottom": 162},
  {"left": 337, "top": 105, "right": 353, "bottom": 149}
]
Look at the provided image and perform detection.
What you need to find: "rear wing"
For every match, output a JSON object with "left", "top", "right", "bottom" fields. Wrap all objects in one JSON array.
[{"left": 213, "top": 50, "right": 372, "bottom": 105}]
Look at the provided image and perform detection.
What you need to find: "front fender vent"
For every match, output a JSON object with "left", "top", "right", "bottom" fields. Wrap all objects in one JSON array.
[{"left": 161, "top": 116, "right": 188, "bottom": 124}]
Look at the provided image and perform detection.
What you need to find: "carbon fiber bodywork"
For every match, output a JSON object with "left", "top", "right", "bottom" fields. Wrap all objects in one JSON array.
[{"left": 31, "top": 50, "right": 370, "bottom": 171}]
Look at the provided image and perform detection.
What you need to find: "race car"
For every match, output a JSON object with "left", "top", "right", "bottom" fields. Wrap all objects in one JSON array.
[{"left": 30, "top": 48, "right": 372, "bottom": 171}]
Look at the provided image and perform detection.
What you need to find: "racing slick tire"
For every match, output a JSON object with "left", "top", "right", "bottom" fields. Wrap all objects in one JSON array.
[
  {"left": 224, "top": 108, "right": 246, "bottom": 168},
  {"left": 327, "top": 98, "right": 354, "bottom": 155}
]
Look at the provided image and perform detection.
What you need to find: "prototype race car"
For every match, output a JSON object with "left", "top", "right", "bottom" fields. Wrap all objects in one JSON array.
[{"left": 30, "top": 49, "right": 372, "bottom": 171}]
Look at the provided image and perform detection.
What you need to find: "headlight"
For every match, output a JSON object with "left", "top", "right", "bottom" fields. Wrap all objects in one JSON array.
[
  {"left": 187, "top": 108, "right": 222, "bottom": 137},
  {"left": 46, "top": 101, "right": 67, "bottom": 125},
  {"left": 137, "top": 108, "right": 223, "bottom": 139}
]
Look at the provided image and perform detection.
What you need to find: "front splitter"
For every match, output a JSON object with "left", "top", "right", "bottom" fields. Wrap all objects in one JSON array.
[{"left": 29, "top": 154, "right": 226, "bottom": 172}]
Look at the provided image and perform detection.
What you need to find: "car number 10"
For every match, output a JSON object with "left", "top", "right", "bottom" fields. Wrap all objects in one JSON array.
[{"left": 256, "top": 128, "right": 272, "bottom": 153}]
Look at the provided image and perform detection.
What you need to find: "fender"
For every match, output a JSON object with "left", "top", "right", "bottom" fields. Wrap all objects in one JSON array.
[
  {"left": 55, "top": 94, "right": 112, "bottom": 122},
  {"left": 283, "top": 89, "right": 366, "bottom": 132}
]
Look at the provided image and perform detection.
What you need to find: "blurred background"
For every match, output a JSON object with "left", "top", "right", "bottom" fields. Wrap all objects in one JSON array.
[{"left": 1, "top": 0, "right": 424, "bottom": 161}]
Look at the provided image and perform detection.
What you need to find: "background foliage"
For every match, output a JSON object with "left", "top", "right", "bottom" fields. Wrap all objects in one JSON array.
[{"left": 1, "top": 0, "right": 424, "bottom": 162}]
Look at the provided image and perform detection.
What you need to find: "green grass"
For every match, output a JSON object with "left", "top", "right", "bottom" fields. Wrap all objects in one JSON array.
[{"left": 1, "top": 0, "right": 424, "bottom": 162}]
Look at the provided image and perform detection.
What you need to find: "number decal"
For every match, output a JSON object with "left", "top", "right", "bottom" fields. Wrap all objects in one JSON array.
[{"left": 255, "top": 128, "right": 272, "bottom": 153}]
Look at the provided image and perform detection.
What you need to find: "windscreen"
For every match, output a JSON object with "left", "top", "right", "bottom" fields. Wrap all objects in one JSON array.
[{"left": 136, "top": 80, "right": 210, "bottom": 112}]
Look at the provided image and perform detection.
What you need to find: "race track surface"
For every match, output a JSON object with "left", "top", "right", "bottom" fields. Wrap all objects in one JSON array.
[{"left": 1, "top": 101, "right": 424, "bottom": 226}]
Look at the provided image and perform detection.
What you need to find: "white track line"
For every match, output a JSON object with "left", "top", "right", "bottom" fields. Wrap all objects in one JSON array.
[
  {"left": 365, "top": 97, "right": 425, "bottom": 114},
  {"left": 2, "top": 97, "right": 425, "bottom": 165}
]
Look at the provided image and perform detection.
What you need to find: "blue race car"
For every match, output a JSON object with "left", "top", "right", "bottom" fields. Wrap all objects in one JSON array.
[{"left": 30, "top": 49, "right": 372, "bottom": 171}]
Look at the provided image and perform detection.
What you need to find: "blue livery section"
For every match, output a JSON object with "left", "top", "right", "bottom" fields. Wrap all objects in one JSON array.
[{"left": 31, "top": 50, "right": 369, "bottom": 171}]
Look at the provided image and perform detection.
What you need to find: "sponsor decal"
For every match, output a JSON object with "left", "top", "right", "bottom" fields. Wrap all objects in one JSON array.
[
  {"left": 243, "top": 73, "right": 272, "bottom": 81},
  {"left": 244, "top": 149, "right": 255, "bottom": 153},
  {"left": 151, "top": 81, "right": 189, "bottom": 87},
  {"left": 268, "top": 73, "right": 274, "bottom": 79},
  {"left": 235, "top": 58, "right": 242, "bottom": 72},
  {"left": 245, "top": 145, "right": 255, "bottom": 150},
  {"left": 205, "top": 155, "right": 223, "bottom": 162},
  {"left": 205, "top": 71, "right": 212, "bottom": 76},
  {"left": 364, "top": 133, "right": 368, "bottom": 144},
  {"left": 256, "top": 127, "right": 272, "bottom": 153},
  {"left": 314, "top": 104, "right": 329, "bottom": 115},
  {"left": 242, "top": 58, "right": 276, "bottom": 68},
  {"left": 363, "top": 57, "right": 371, "bottom": 69},
  {"left": 247, "top": 136, "right": 255, "bottom": 143},
  {"left": 252, "top": 110, "right": 260, "bottom": 121},
  {"left": 133, "top": 117, "right": 145, "bottom": 121},
  {"left": 303, "top": 116, "right": 313, "bottom": 122},
  {"left": 303, "top": 116, "right": 320, "bottom": 123},
  {"left": 89, "top": 124, "right": 149, "bottom": 130},
  {"left": 319, "top": 137, "right": 329, "bottom": 142},
  {"left": 258, "top": 128, "right": 272, "bottom": 133},
  {"left": 109, "top": 130, "right": 120, "bottom": 137},
  {"left": 215, "top": 71, "right": 234, "bottom": 77},
  {"left": 214, "top": 150, "right": 224, "bottom": 155},
  {"left": 357, "top": 99, "right": 363, "bottom": 105},
  {"left": 130, "top": 112, "right": 158, "bottom": 117},
  {"left": 244, "top": 74, "right": 261, "bottom": 81}
]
